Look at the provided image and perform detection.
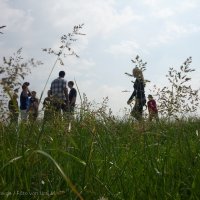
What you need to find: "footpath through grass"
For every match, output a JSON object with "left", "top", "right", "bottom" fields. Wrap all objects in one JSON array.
[{"left": 0, "top": 116, "right": 200, "bottom": 200}]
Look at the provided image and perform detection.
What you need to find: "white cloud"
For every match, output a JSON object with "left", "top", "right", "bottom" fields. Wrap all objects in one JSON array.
[
  {"left": 153, "top": 8, "right": 174, "bottom": 18},
  {"left": 67, "top": 58, "right": 96, "bottom": 78},
  {"left": 83, "top": 84, "right": 128, "bottom": 115},
  {"left": 142, "top": 0, "right": 199, "bottom": 19},
  {"left": 177, "top": 1, "right": 197, "bottom": 12},
  {"left": 34, "top": 0, "right": 143, "bottom": 38},
  {"left": 0, "top": 0, "right": 34, "bottom": 32},
  {"left": 148, "top": 22, "right": 200, "bottom": 46},
  {"left": 106, "top": 40, "right": 140, "bottom": 56}
]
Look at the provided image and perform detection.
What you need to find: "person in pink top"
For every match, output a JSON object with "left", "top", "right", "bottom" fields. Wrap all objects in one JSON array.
[{"left": 147, "top": 94, "right": 159, "bottom": 122}]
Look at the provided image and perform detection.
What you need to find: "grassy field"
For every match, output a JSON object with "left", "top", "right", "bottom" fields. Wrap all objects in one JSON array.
[{"left": 1, "top": 114, "right": 200, "bottom": 200}]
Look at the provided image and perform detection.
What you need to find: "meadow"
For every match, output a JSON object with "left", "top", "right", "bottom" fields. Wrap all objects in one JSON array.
[
  {"left": 1, "top": 112, "right": 200, "bottom": 200},
  {"left": 1, "top": 24, "right": 200, "bottom": 200}
]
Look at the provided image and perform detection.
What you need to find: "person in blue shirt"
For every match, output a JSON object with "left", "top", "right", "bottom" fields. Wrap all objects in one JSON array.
[{"left": 20, "top": 84, "right": 30, "bottom": 121}]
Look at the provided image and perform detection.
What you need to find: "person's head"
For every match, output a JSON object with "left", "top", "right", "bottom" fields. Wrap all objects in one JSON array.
[
  {"left": 68, "top": 81, "right": 74, "bottom": 89},
  {"left": 23, "top": 82, "right": 30, "bottom": 87},
  {"left": 59, "top": 71, "right": 65, "bottom": 78},
  {"left": 132, "top": 67, "right": 143, "bottom": 79},
  {"left": 31, "top": 91, "right": 36, "bottom": 97},
  {"left": 22, "top": 84, "right": 28, "bottom": 91},
  {"left": 12, "top": 93, "right": 18, "bottom": 99},
  {"left": 148, "top": 94, "right": 153, "bottom": 100}
]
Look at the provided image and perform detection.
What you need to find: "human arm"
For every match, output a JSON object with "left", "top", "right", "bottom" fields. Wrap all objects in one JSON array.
[
  {"left": 127, "top": 90, "right": 136, "bottom": 104},
  {"left": 127, "top": 81, "right": 137, "bottom": 104},
  {"left": 64, "top": 86, "right": 69, "bottom": 107},
  {"left": 127, "top": 79, "right": 139, "bottom": 105}
]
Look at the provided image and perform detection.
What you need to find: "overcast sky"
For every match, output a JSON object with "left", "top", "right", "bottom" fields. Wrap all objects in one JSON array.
[{"left": 1, "top": 0, "right": 200, "bottom": 116}]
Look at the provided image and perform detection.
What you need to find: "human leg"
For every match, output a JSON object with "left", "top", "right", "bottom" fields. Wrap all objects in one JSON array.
[{"left": 20, "top": 110, "right": 28, "bottom": 121}]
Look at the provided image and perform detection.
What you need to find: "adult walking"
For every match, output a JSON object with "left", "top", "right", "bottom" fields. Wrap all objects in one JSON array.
[
  {"left": 127, "top": 67, "right": 146, "bottom": 121},
  {"left": 50, "top": 71, "right": 69, "bottom": 115}
]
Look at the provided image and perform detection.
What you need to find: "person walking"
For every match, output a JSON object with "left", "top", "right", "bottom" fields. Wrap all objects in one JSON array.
[
  {"left": 127, "top": 67, "right": 146, "bottom": 121},
  {"left": 147, "top": 94, "right": 159, "bottom": 122},
  {"left": 50, "top": 71, "right": 69, "bottom": 116}
]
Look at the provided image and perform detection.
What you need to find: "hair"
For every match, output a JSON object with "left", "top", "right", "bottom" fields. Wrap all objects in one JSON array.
[
  {"left": 68, "top": 81, "right": 74, "bottom": 86},
  {"left": 23, "top": 82, "right": 30, "bottom": 86},
  {"left": 132, "top": 67, "right": 144, "bottom": 82},
  {"left": 31, "top": 91, "right": 36, "bottom": 95},
  {"left": 22, "top": 84, "right": 27, "bottom": 90},
  {"left": 148, "top": 94, "right": 153, "bottom": 99},
  {"left": 59, "top": 71, "right": 65, "bottom": 78},
  {"left": 12, "top": 93, "right": 18, "bottom": 99}
]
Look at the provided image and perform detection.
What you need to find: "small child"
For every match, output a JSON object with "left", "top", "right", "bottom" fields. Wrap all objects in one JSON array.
[
  {"left": 28, "top": 91, "right": 39, "bottom": 121},
  {"left": 43, "top": 90, "right": 53, "bottom": 121},
  {"left": 147, "top": 94, "right": 159, "bottom": 122}
]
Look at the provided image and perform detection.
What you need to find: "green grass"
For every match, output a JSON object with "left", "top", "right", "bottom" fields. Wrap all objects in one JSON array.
[{"left": 0, "top": 115, "right": 200, "bottom": 200}]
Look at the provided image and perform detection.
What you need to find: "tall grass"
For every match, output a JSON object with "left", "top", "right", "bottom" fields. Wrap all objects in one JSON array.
[
  {"left": 1, "top": 25, "right": 199, "bottom": 199},
  {"left": 0, "top": 111, "right": 200, "bottom": 199}
]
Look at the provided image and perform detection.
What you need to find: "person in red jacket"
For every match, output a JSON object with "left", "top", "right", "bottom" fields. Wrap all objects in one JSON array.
[{"left": 147, "top": 94, "right": 159, "bottom": 122}]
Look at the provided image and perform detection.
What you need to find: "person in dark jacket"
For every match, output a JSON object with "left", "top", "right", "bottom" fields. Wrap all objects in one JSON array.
[
  {"left": 68, "top": 81, "right": 77, "bottom": 114},
  {"left": 127, "top": 67, "right": 146, "bottom": 121}
]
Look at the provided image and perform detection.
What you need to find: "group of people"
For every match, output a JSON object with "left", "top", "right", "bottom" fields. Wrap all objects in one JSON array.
[
  {"left": 42, "top": 71, "right": 77, "bottom": 121},
  {"left": 8, "top": 82, "right": 39, "bottom": 123},
  {"left": 8, "top": 68, "right": 159, "bottom": 124},
  {"left": 8, "top": 70, "right": 77, "bottom": 123},
  {"left": 127, "top": 67, "right": 159, "bottom": 122}
]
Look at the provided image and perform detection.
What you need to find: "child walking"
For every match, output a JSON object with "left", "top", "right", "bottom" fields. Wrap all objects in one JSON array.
[{"left": 147, "top": 94, "right": 159, "bottom": 122}]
